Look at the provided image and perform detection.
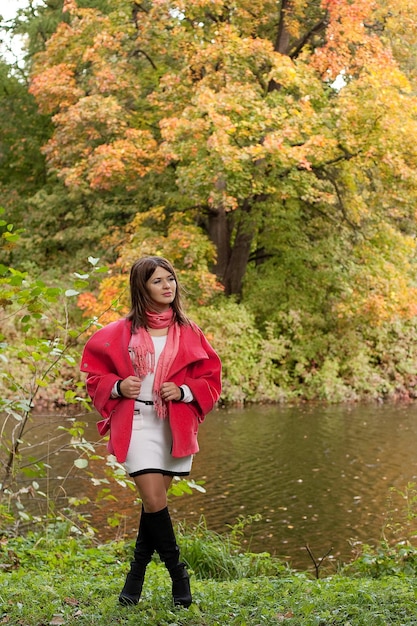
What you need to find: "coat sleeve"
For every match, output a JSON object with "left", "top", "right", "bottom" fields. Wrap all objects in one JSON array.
[
  {"left": 80, "top": 318, "right": 137, "bottom": 462},
  {"left": 85, "top": 372, "right": 119, "bottom": 417},
  {"left": 80, "top": 319, "right": 133, "bottom": 418},
  {"left": 168, "top": 326, "right": 222, "bottom": 458},
  {"left": 182, "top": 328, "right": 222, "bottom": 422}
]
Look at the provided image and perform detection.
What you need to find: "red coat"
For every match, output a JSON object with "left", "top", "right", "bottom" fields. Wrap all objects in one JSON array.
[{"left": 80, "top": 318, "right": 222, "bottom": 462}]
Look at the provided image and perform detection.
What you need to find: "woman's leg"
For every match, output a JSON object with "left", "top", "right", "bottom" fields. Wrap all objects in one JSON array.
[
  {"left": 133, "top": 472, "right": 173, "bottom": 513},
  {"left": 119, "top": 503, "right": 154, "bottom": 605},
  {"left": 119, "top": 475, "right": 172, "bottom": 605},
  {"left": 133, "top": 473, "right": 192, "bottom": 608}
]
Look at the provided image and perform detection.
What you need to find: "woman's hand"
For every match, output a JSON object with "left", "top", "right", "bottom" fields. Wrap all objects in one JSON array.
[
  {"left": 119, "top": 376, "right": 142, "bottom": 398},
  {"left": 160, "top": 382, "right": 182, "bottom": 402}
]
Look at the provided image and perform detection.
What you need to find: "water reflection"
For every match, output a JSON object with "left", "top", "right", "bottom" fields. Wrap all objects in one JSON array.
[{"left": 6, "top": 402, "right": 417, "bottom": 570}]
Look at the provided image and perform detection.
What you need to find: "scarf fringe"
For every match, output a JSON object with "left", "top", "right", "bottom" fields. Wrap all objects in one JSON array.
[
  {"left": 129, "top": 310, "right": 179, "bottom": 419},
  {"left": 153, "top": 394, "right": 168, "bottom": 419},
  {"left": 130, "top": 345, "right": 155, "bottom": 378}
]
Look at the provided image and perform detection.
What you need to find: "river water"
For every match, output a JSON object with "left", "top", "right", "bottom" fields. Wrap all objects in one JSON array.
[{"left": 7, "top": 402, "right": 417, "bottom": 570}]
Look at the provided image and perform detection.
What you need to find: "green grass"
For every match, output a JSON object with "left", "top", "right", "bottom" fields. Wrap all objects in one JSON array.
[
  {"left": 2, "top": 560, "right": 417, "bottom": 625},
  {"left": 2, "top": 531, "right": 417, "bottom": 625}
]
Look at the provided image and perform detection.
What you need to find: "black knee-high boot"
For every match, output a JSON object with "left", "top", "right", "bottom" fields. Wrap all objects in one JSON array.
[
  {"left": 119, "top": 507, "right": 154, "bottom": 606},
  {"left": 146, "top": 506, "right": 192, "bottom": 608}
]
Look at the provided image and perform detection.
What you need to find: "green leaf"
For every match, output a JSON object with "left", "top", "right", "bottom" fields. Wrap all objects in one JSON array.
[
  {"left": 3, "top": 232, "right": 20, "bottom": 243},
  {"left": 74, "top": 458, "right": 89, "bottom": 469},
  {"left": 73, "top": 272, "right": 90, "bottom": 279}
]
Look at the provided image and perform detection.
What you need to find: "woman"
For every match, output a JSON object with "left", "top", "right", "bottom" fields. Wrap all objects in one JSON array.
[{"left": 80, "top": 256, "right": 222, "bottom": 609}]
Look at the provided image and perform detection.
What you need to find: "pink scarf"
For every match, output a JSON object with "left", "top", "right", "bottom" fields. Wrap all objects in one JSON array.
[{"left": 129, "top": 309, "right": 180, "bottom": 418}]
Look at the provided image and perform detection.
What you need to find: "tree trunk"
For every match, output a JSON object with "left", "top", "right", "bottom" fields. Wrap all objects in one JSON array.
[
  {"left": 207, "top": 204, "right": 232, "bottom": 284},
  {"left": 222, "top": 221, "right": 254, "bottom": 297},
  {"left": 207, "top": 206, "right": 254, "bottom": 297},
  {"left": 275, "top": 0, "right": 291, "bottom": 54}
]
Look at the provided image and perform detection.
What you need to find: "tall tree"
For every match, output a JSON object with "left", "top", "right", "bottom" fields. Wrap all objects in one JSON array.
[{"left": 27, "top": 0, "right": 417, "bottom": 313}]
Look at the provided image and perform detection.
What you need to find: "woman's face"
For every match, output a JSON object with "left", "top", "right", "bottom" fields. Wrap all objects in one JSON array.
[{"left": 145, "top": 266, "right": 177, "bottom": 311}]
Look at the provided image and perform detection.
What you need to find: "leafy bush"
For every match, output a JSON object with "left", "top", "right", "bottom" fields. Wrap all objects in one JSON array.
[
  {"left": 342, "top": 482, "right": 417, "bottom": 578},
  {"left": 342, "top": 541, "right": 417, "bottom": 578},
  {"left": 191, "top": 299, "right": 289, "bottom": 403}
]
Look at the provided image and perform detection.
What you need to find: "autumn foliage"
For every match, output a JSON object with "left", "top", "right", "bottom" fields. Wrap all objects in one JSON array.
[
  {"left": 3, "top": 0, "right": 417, "bottom": 401},
  {"left": 77, "top": 208, "right": 224, "bottom": 326},
  {"left": 26, "top": 0, "right": 417, "bottom": 319}
]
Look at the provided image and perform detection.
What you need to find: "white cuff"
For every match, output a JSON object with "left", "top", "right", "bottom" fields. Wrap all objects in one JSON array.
[
  {"left": 110, "top": 381, "right": 120, "bottom": 399},
  {"left": 180, "top": 384, "right": 193, "bottom": 403}
]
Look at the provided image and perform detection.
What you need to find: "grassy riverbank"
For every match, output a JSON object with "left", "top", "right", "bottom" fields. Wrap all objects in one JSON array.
[{"left": 2, "top": 530, "right": 417, "bottom": 625}]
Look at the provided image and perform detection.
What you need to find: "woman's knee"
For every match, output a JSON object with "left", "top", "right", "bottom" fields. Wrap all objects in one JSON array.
[
  {"left": 133, "top": 474, "right": 168, "bottom": 512},
  {"left": 141, "top": 493, "right": 167, "bottom": 513}
]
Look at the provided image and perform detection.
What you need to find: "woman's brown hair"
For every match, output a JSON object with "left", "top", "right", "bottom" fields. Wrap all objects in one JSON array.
[{"left": 127, "top": 256, "right": 190, "bottom": 331}]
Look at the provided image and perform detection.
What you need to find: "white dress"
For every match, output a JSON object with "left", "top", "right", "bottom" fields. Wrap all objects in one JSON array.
[{"left": 123, "top": 335, "right": 193, "bottom": 477}]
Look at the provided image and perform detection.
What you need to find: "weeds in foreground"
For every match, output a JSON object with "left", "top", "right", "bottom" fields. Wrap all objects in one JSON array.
[
  {"left": 342, "top": 482, "right": 417, "bottom": 579},
  {"left": 2, "top": 530, "right": 417, "bottom": 626},
  {"left": 178, "top": 515, "right": 288, "bottom": 580}
]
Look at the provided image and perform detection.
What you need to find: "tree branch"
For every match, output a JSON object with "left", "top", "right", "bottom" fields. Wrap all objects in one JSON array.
[
  {"left": 130, "top": 47, "right": 158, "bottom": 70},
  {"left": 289, "top": 18, "right": 328, "bottom": 59},
  {"left": 305, "top": 544, "right": 333, "bottom": 579}
]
